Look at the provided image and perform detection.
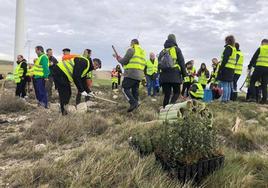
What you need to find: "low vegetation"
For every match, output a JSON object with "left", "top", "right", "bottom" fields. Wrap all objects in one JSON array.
[{"left": 0, "top": 80, "right": 268, "bottom": 187}]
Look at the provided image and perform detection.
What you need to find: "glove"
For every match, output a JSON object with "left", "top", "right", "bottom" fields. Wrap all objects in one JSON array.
[
  {"left": 81, "top": 91, "right": 88, "bottom": 96},
  {"left": 88, "top": 91, "right": 95, "bottom": 98}
]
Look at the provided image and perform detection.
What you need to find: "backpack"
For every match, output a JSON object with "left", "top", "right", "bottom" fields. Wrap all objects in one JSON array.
[{"left": 158, "top": 49, "right": 175, "bottom": 70}]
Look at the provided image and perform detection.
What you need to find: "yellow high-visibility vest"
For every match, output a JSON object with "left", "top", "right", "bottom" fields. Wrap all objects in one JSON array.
[
  {"left": 190, "top": 83, "right": 204, "bottom": 99},
  {"left": 124, "top": 45, "right": 146, "bottom": 71},
  {"left": 164, "top": 46, "right": 181, "bottom": 70},
  {"left": 184, "top": 67, "right": 195, "bottom": 83},
  {"left": 256, "top": 45, "right": 268, "bottom": 67},
  {"left": 33, "top": 54, "right": 49, "bottom": 77},
  {"left": 222, "top": 45, "right": 237, "bottom": 69},
  {"left": 57, "top": 56, "right": 90, "bottom": 82},
  {"left": 146, "top": 59, "right": 158, "bottom": 75},
  {"left": 14, "top": 62, "right": 23, "bottom": 83},
  {"left": 198, "top": 71, "right": 208, "bottom": 85},
  {"left": 235, "top": 51, "right": 244, "bottom": 75}
]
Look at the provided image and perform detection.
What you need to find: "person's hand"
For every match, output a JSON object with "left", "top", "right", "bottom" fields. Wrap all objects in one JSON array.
[{"left": 45, "top": 78, "right": 49, "bottom": 81}]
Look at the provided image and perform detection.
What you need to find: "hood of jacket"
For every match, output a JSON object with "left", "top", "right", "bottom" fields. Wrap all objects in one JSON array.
[{"left": 164, "top": 38, "right": 178, "bottom": 49}]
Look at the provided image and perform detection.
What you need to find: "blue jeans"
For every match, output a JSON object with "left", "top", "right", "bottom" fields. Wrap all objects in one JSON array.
[
  {"left": 146, "top": 75, "right": 156, "bottom": 96},
  {"left": 219, "top": 81, "right": 232, "bottom": 102},
  {"left": 35, "top": 78, "right": 48, "bottom": 108}
]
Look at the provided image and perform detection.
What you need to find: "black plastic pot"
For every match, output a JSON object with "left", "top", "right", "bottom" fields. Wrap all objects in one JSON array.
[
  {"left": 202, "top": 160, "right": 209, "bottom": 177},
  {"left": 157, "top": 155, "right": 225, "bottom": 184}
]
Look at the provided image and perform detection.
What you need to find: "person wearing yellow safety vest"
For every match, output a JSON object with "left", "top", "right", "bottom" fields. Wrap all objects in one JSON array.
[
  {"left": 217, "top": 35, "right": 237, "bottom": 102},
  {"left": 14, "top": 55, "right": 27, "bottom": 98},
  {"left": 54, "top": 55, "right": 101, "bottom": 115},
  {"left": 248, "top": 39, "right": 268, "bottom": 104},
  {"left": 208, "top": 58, "right": 220, "bottom": 87},
  {"left": 189, "top": 82, "right": 204, "bottom": 100},
  {"left": 231, "top": 43, "right": 244, "bottom": 101},
  {"left": 158, "top": 34, "right": 187, "bottom": 108},
  {"left": 111, "top": 68, "right": 119, "bottom": 90},
  {"left": 197, "top": 63, "right": 210, "bottom": 89},
  {"left": 33, "top": 46, "right": 50, "bottom": 108},
  {"left": 145, "top": 52, "right": 158, "bottom": 97},
  {"left": 75, "top": 49, "right": 97, "bottom": 106},
  {"left": 182, "top": 61, "right": 196, "bottom": 97},
  {"left": 113, "top": 39, "right": 146, "bottom": 112}
]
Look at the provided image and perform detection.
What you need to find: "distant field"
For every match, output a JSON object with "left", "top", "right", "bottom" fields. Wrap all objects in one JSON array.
[{"left": 0, "top": 64, "right": 13, "bottom": 75}]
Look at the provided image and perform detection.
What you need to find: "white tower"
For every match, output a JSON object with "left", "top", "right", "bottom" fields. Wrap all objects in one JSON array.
[{"left": 14, "top": 0, "right": 25, "bottom": 67}]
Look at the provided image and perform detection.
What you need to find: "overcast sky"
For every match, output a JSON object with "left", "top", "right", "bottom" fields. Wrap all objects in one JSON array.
[{"left": 0, "top": 0, "right": 267, "bottom": 72}]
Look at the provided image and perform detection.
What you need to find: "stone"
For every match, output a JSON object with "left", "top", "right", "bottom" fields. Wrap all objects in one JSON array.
[
  {"left": 35, "top": 144, "right": 46, "bottom": 152},
  {"left": 65, "top": 105, "right": 76, "bottom": 114},
  {"left": 245, "top": 119, "right": 259, "bottom": 124},
  {"left": 76, "top": 102, "right": 88, "bottom": 113},
  {"left": 86, "top": 101, "right": 98, "bottom": 107},
  {"left": 50, "top": 103, "right": 60, "bottom": 112}
]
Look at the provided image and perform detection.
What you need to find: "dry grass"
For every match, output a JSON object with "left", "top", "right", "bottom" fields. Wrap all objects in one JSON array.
[
  {"left": 24, "top": 113, "right": 112, "bottom": 144},
  {"left": 1, "top": 85, "right": 268, "bottom": 187},
  {"left": 0, "top": 94, "right": 31, "bottom": 113}
]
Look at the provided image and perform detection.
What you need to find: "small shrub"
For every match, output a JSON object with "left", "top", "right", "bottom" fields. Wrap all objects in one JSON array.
[
  {"left": 0, "top": 94, "right": 30, "bottom": 113},
  {"left": 25, "top": 114, "right": 111, "bottom": 144},
  {"left": 0, "top": 135, "right": 19, "bottom": 151}
]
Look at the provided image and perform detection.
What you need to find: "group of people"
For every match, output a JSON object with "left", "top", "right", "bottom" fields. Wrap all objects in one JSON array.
[
  {"left": 14, "top": 47, "right": 102, "bottom": 115},
  {"left": 113, "top": 35, "right": 268, "bottom": 112},
  {"left": 12, "top": 34, "right": 268, "bottom": 115}
]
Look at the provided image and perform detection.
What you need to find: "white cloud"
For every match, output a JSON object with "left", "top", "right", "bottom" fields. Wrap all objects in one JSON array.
[{"left": 0, "top": 0, "right": 267, "bottom": 73}]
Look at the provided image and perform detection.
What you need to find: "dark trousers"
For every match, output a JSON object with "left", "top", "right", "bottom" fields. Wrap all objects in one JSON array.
[
  {"left": 182, "top": 82, "right": 191, "bottom": 97},
  {"left": 250, "top": 68, "right": 268, "bottom": 102},
  {"left": 76, "top": 78, "right": 90, "bottom": 105},
  {"left": 118, "top": 75, "right": 121, "bottom": 86},
  {"left": 53, "top": 67, "right": 72, "bottom": 114},
  {"left": 112, "top": 82, "right": 118, "bottom": 90},
  {"left": 231, "top": 74, "right": 240, "bottom": 101},
  {"left": 122, "top": 77, "right": 140, "bottom": 106},
  {"left": 162, "top": 83, "right": 180, "bottom": 108},
  {"left": 15, "top": 79, "right": 27, "bottom": 98},
  {"left": 35, "top": 78, "right": 48, "bottom": 108}
]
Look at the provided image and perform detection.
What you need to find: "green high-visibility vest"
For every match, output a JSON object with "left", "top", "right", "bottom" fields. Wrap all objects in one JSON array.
[
  {"left": 184, "top": 67, "right": 195, "bottom": 83},
  {"left": 14, "top": 62, "right": 24, "bottom": 83},
  {"left": 190, "top": 83, "right": 204, "bottom": 99},
  {"left": 124, "top": 45, "right": 146, "bottom": 71},
  {"left": 256, "top": 45, "right": 268, "bottom": 67},
  {"left": 222, "top": 45, "right": 237, "bottom": 69},
  {"left": 235, "top": 51, "right": 244, "bottom": 75},
  {"left": 146, "top": 59, "right": 158, "bottom": 75},
  {"left": 33, "top": 54, "right": 49, "bottom": 77},
  {"left": 57, "top": 56, "right": 90, "bottom": 82},
  {"left": 198, "top": 71, "right": 208, "bottom": 85}
]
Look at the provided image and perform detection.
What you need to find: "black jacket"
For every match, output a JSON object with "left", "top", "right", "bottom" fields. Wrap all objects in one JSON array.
[
  {"left": 48, "top": 56, "right": 58, "bottom": 75},
  {"left": 217, "top": 45, "right": 235, "bottom": 82},
  {"left": 158, "top": 39, "right": 186, "bottom": 84},
  {"left": 73, "top": 57, "right": 94, "bottom": 92}
]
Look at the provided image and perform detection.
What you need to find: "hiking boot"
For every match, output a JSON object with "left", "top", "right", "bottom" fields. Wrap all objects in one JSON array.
[{"left": 127, "top": 103, "right": 139, "bottom": 113}]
